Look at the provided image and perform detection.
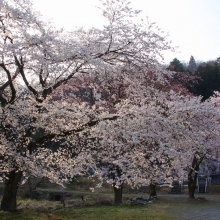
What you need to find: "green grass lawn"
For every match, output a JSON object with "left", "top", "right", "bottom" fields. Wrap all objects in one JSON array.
[
  {"left": 1, "top": 186, "right": 219, "bottom": 220},
  {"left": 0, "top": 192, "right": 179, "bottom": 220},
  {"left": 0, "top": 203, "right": 177, "bottom": 220}
]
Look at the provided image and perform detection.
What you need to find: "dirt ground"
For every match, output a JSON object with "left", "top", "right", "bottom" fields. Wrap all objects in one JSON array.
[{"left": 158, "top": 194, "right": 220, "bottom": 220}]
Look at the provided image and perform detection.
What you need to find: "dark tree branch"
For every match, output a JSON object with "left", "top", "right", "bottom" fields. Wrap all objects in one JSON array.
[
  {"left": 28, "top": 115, "right": 119, "bottom": 152},
  {"left": 0, "top": 68, "right": 19, "bottom": 107},
  {"left": 14, "top": 56, "right": 41, "bottom": 101},
  {"left": 41, "top": 62, "right": 86, "bottom": 99},
  {"left": 0, "top": 68, "right": 19, "bottom": 91},
  {"left": 39, "top": 65, "right": 45, "bottom": 87},
  {"left": 4, "top": 36, "right": 13, "bottom": 44},
  {"left": 0, "top": 63, "right": 16, "bottom": 104}
]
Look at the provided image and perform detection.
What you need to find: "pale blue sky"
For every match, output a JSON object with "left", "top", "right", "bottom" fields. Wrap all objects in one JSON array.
[{"left": 33, "top": 0, "right": 220, "bottom": 64}]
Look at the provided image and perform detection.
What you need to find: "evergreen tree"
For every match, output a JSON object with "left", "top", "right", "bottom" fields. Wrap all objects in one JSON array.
[
  {"left": 194, "top": 61, "right": 220, "bottom": 100},
  {"left": 217, "top": 56, "right": 220, "bottom": 65},
  {"left": 187, "top": 56, "right": 197, "bottom": 74},
  {"left": 168, "top": 58, "right": 185, "bottom": 72}
]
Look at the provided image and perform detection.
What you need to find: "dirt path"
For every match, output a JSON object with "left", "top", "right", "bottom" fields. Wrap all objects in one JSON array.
[
  {"left": 180, "top": 205, "right": 220, "bottom": 220},
  {"left": 158, "top": 194, "right": 220, "bottom": 220}
]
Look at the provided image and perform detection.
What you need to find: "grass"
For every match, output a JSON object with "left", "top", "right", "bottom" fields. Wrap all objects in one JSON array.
[
  {"left": 0, "top": 191, "right": 179, "bottom": 220},
  {"left": 0, "top": 202, "right": 177, "bottom": 220},
  {"left": 56, "top": 205, "right": 177, "bottom": 220},
  {"left": 1, "top": 180, "right": 220, "bottom": 220},
  {"left": 1, "top": 194, "right": 218, "bottom": 220}
]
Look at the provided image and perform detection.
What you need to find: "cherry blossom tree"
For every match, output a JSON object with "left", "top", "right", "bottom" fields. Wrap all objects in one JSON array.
[
  {"left": 88, "top": 70, "right": 220, "bottom": 202},
  {"left": 183, "top": 93, "right": 220, "bottom": 199},
  {"left": 1, "top": 0, "right": 218, "bottom": 211},
  {"left": 0, "top": 0, "right": 173, "bottom": 211}
]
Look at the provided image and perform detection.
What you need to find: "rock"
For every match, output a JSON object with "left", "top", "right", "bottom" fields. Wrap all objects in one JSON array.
[{"left": 126, "top": 196, "right": 156, "bottom": 204}]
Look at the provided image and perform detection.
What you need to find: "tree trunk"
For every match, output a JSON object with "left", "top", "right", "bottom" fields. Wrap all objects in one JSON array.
[
  {"left": 1, "top": 170, "right": 23, "bottom": 212},
  {"left": 149, "top": 183, "right": 157, "bottom": 199},
  {"left": 188, "top": 180, "right": 197, "bottom": 199},
  {"left": 188, "top": 186, "right": 196, "bottom": 199},
  {"left": 113, "top": 183, "right": 123, "bottom": 204},
  {"left": 188, "top": 170, "right": 198, "bottom": 199},
  {"left": 187, "top": 155, "right": 201, "bottom": 199}
]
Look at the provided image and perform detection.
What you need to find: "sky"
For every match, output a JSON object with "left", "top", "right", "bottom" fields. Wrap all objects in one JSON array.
[{"left": 32, "top": 0, "right": 220, "bottom": 64}]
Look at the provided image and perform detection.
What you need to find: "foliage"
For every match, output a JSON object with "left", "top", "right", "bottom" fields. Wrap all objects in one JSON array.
[
  {"left": 193, "top": 61, "right": 220, "bottom": 100},
  {"left": 0, "top": 0, "right": 172, "bottom": 184},
  {"left": 187, "top": 55, "right": 197, "bottom": 74},
  {"left": 167, "top": 58, "right": 186, "bottom": 72},
  {"left": 1, "top": 0, "right": 220, "bottom": 212}
]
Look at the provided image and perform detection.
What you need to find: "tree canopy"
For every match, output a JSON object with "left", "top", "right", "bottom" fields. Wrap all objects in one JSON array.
[
  {"left": 187, "top": 55, "right": 197, "bottom": 74},
  {"left": 0, "top": 0, "right": 220, "bottom": 211},
  {"left": 168, "top": 58, "right": 185, "bottom": 72},
  {"left": 194, "top": 61, "right": 220, "bottom": 100}
]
